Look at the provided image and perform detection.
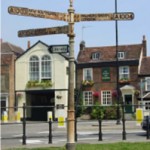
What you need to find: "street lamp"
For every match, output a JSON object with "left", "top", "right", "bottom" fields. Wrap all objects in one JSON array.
[{"left": 115, "top": 0, "right": 121, "bottom": 125}]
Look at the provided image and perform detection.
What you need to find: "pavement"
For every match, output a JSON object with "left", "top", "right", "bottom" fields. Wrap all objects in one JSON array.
[{"left": 1, "top": 120, "right": 150, "bottom": 150}]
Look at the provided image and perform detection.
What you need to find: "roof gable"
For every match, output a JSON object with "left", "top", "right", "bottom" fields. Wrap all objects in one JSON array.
[
  {"left": 16, "top": 40, "right": 49, "bottom": 60},
  {"left": 139, "top": 57, "right": 150, "bottom": 76}
]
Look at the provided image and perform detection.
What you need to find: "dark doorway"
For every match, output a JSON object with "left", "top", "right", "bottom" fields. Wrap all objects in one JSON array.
[
  {"left": 124, "top": 95, "right": 132, "bottom": 113},
  {"left": 27, "top": 90, "right": 54, "bottom": 121}
]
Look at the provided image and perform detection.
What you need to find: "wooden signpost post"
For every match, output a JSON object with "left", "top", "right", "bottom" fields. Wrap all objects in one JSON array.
[{"left": 8, "top": 1, "right": 134, "bottom": 150}]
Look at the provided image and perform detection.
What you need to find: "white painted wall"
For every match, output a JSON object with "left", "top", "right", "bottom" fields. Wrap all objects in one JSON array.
[{"left": 15, "top": 42, "right": 70, "bottom": 119}]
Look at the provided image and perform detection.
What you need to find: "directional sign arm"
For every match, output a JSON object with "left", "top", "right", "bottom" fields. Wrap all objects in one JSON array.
[
  {"left": 8, "top": 6, "right": 69, "bottom": 21},
  {"left": 74, "top": 12, "right": 134, "bottom": 22},
  {"left": 18, "top": 26, "right": 69, "bottom": 37}
]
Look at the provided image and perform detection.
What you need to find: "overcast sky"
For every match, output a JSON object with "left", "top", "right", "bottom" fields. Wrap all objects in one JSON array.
[{"left": 1, "top": 0, "right": 150, "bottom": 57}]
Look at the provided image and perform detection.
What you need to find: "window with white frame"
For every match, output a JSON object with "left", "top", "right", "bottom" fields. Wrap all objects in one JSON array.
[
  {"left": 83, "top": 68, "right": 93, "bottom": 81},
  {"left": 101, "top": 91, "right": 112, "bottom": 105},
  {"left": 119, "top": 66, "right": 130, "bottom": 79},
  {"left": 41, "top": 55, "right": 51, "bottom": 80},
  {"left": 118, "top": 52, "right": 125, "bottom": 59},
  {"left": 145, "top": 77, "right": 150, "bottom": 91},
  {"left": 29, "top": 56, "right": 39, "bottom": 81},
  {"left": 83, "top": 91, "right": 93, "bottom": 105},
  {"left": 145, "top": 101, "right": 150, "bottom": 110},
  {"left": 91, "top": 52, "right": 100, "bottom": 60},
  {"left": 29, "top": 55, "right": 51, "bottom": 81}
]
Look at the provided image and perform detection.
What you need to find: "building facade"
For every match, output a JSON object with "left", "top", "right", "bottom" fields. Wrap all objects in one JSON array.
[
  {"left": 76, "top": 36, "right": 149, "bottom": 114},
  {"left": 1, "top": 40, "right": 24, "bottom": 120},
  {"left": 15, "top": 41, "right": 69, "bottom": 121},
  {"left": 138, "top": 56, "right": 150, "bottom": 115}
]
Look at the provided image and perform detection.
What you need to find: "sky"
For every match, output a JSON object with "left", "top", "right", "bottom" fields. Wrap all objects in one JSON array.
[{"left": 1, "top": 0, "right": 150, "bottom": 58}]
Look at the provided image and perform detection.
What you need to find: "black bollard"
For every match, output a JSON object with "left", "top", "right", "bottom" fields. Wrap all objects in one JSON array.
[
  {"left": 98, "top": 119, "right": 102, "bottom": 141},
  {"left": 146, "top": 116, "right": 150, "bottom": 140},
  {"left": 22, "top": 103, "right": 26, "bottom": 145},
  {"left": 49, "top": 118, "right": 52, "bottom": 144},
  {"left": 75, "top": 117, "right": 77, "bottom": 142},
  {"left": 122, "top": 102, "right": 126, "bottom": 140}
]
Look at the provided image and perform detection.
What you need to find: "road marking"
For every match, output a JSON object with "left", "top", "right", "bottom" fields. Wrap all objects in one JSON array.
[
  {"left": 12, "top": 134, "right": 23, "bottom": 137},
  {"left": 19, "top": 139, "right": 44, "bottom": 144}
]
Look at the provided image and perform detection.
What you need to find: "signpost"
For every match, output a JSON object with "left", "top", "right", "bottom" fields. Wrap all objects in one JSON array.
[
  {"left": 75, "top": 12, "right": 134, "bottom": 22},
  {"left": 18, "top": 26, "right": 68, "bottom": 37},
  {"left": 8, "top": 6, "right": 69, "bottom": 21},
  {"left": 8, "top": 6, "right": 134, "bottom": 22},
  {"left": 8, "top": 1, "right": 134, "bottom": 150}
]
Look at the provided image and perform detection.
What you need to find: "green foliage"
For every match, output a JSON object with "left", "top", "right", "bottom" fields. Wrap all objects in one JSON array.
[
  {"left": 104, "top": 106, "right": 117, "bottom": 119},
  {"left": 91, "top": 102, "right": 104, "bottom": 119},
  {"left": 26, "top": 80, "right": 52, "bottom": 89}
]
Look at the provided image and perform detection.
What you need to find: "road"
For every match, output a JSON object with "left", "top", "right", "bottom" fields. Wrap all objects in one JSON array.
[{"left": 1, "top": 120, "right": 149, "bottom": 150}]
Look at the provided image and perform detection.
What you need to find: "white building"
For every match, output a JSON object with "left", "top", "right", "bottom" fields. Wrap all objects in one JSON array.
[{"left": 15, "top": 41, "right": 70, "bottom": 121}]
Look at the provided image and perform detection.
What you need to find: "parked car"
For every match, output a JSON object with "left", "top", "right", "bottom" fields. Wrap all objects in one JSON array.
[{"left": 141, "top": 116, "right": 150, "bottom": 131}]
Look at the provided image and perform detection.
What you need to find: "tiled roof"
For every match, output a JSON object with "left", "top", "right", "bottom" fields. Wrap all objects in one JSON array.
[
  {"left": 140, "top": 57, "right": 150, "bottom": 76},
  {"left": 144, "top": 92, "right": 150, "bottom": 99},
  {"left": 77, "top": 44, "right": 142, "bottom": 63},
  {"left": 0, "top": 42, "right": 24, "bottom": 54}
]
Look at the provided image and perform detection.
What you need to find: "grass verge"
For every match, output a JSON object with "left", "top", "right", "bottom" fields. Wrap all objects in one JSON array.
[{"left": 7, "top": 142, "right": 150, "bottom": 150}]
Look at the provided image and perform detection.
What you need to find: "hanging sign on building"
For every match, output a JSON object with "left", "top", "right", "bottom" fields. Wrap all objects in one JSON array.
[
  {"left": 102, "top": 67, "right": 110, "bottom": 81},
  {"left": 49, "top": 45, "right": 69, "bottom": 53}
]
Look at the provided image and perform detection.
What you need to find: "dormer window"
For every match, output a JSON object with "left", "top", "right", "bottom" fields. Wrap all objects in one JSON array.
[
  {"left": 91, "top": 52, "right": 100, "bottom": 60},
  {"left": 118, "top": 52, "right": 125, "bottom": 59},
  {"left": 145, "top": 77, "right": 150, "bottom": 91}
]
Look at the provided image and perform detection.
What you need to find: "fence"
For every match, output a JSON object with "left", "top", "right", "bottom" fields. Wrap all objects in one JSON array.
[{"left": 1, "top": 103, "right": 150, "bottom": 146}]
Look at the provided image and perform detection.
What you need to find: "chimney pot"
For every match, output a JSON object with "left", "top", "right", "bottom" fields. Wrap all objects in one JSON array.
[{"left": 27, "top": 41, "right": 30, "bottom": 48}]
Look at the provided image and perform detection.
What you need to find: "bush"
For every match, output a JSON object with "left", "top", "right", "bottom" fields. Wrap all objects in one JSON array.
[
  {"left": 91, "top": 102, "right": 105, "bottom": 119},
  {"left": 104, "top": 106, "right": 117, "bottom": 119}
]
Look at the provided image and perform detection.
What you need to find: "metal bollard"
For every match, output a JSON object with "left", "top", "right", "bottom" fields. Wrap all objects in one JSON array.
[
  {"left": 122, "top": 102, "right": 126, "bottom": 140},
  {"left": 75, "top": 117, "right": 77, "bottom": 142},
  {"left": 22, "top": 103, "right": 26, "bottom": 145},
  {"left": 49, "top": 118, "right": 52, "bottom": 144},
  {"left": 146, "top": 116, "right": 150, "bottom": 139},
  {"left": 98, "top": 119, "right": 102, "bottom": 141}
]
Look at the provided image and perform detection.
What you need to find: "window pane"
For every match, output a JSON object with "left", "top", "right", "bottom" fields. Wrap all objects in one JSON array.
[
  {"left": 102, "top": 91, "right": 112, "bottom": 105},
  {"left": 29, "top": 56, "right": 39, "bottom": 81},
  {"left": 83, "top": 91, "right": 93, "bottom": 105},
  {"left": 41, "top": 55, "right": 51, "bottom": 79},
  {"left": 83, "top": 68, "right": 92, "bottom": 80},
  {"left": 119, "top": 66, "right": 129, "bottom": 79}
]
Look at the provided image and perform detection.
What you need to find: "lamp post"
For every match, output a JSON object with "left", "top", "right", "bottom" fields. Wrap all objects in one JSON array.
[
  {"left": 115, "top": 0, "right": 121, "bottom": 125},
  {"left": 66, "top": 0, "right": 75, "bottom": 150}
]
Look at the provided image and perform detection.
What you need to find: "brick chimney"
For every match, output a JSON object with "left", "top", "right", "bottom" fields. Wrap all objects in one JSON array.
[
  {"left": 80, "top": 40, "right": 85, "bottom": 51},
  {"left": 27, "top": 41, "right": 30, "bottom": 49},
  {"left": 142, "top": 35, "right": 147, "bottom": 57}
]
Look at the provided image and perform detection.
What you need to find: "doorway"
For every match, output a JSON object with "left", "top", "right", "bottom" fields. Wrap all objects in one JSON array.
[
  {"left": 26, "top": 90, "right": 54, "bottom": 121},
  {"left": 124, "top": 94, "right": 133, "bottom": 113}
]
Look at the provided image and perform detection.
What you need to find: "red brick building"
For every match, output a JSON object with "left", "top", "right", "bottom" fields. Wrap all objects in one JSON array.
[
  {"left": 1, "top": 40, "right": 24, "bottom": 120},
  {"left": 76, "top": 36, "right": 149, "bottom": 114}
]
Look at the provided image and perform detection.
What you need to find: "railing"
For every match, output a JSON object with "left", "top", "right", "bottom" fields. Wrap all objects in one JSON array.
[{"left": 1, "top": 104, "right": 150, "bottom": 146}]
